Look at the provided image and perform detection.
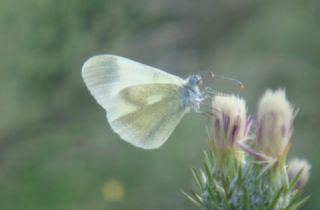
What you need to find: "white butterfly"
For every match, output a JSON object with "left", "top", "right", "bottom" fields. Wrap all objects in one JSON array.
[{"left": 82, "top": 55, "right": 207, "bottom": 149}]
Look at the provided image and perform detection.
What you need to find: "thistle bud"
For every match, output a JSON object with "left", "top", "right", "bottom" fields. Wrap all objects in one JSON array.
[
  {"left": 211, "top": 95, "right": 250, "bottom": 161},
  {"left": 254, "top": 89, "right": 295, "bottom": 159},
  {"left": 288, "top": 159, "right": 311, "bottom": 190}
]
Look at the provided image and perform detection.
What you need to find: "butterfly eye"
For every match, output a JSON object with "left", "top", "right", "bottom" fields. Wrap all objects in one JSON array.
[{"left": 197, "top": 79, "right": 203, "bottom": 87}]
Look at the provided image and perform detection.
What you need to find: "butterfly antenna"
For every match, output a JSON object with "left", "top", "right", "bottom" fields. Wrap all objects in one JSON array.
[{"left": 209, "top": 72, "right": 244, "bottom": 90}]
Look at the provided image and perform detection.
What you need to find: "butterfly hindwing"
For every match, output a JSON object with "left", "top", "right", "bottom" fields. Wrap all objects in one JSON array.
[{"left": 107, "top": 83, "right": 188, "bottom": 149}]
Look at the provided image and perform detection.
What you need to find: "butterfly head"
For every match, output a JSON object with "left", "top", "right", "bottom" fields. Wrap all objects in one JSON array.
[{"left": 185, "top": 74, "right": 203, "bottom": 89}]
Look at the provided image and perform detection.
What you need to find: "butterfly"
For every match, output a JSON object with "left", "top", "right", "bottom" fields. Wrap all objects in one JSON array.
[{"left": 82, "top": 55, "right": 209, "bottom": 149}]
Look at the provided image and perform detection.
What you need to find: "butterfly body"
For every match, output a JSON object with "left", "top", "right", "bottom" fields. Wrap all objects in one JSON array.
[
  {"left": 82, "top": 55, "right": 205, "bottom": 149},
  {"left": 180, "top": 75, "right": 204, "bottom": 111}
]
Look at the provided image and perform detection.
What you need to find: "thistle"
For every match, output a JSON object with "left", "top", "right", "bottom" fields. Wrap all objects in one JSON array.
[
  {"left": 184, "top": 89, "right": 310, "bottom": 210},
  {"left": 287, "top": 159, "right": 311, "bottom": 191},
  {"left": 254, "top": 89, "right": 295, "bottom": 164},
  {"left": 210, "top": 95, "right": 250, "bottom": 164}
]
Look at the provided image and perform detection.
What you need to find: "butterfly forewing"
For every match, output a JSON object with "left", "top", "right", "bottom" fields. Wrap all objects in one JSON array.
[{"left": 82, "top": 55, "right": 184, "bottom": 108}]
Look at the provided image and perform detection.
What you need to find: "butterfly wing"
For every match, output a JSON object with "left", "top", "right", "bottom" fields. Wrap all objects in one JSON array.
[
  {"left": 109, "top": 83, "right": 188, "bottom": 149},
  {"left": 82, "top": 55, "right": 187, "bottom": 149}
]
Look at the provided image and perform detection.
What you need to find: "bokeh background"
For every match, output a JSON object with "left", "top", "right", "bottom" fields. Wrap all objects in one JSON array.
[{"left": 0, "top": 0, "right": 319, "bottom": 209}]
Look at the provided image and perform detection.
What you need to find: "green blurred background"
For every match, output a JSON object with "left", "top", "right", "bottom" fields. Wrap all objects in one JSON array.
[{"left": 0, "top": 0, "right": 319, "bottom": 209}]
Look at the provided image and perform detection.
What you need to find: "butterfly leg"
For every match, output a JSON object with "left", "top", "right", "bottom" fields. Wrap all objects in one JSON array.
[
  {"left": 203, "top": 87, "right": 224, "bottom": 96},
  {"left": 199, "top": 87, "right": 221, "bottom": 104},
  {"left": 197, "top": 109, "right": 223, "bottom": 124}
]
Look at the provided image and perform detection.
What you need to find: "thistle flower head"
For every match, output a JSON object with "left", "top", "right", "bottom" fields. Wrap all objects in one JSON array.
[
  {"left": 211, "top": 95, "right": 250, "bottom": 160},
  {"left": 288, "top": 158, "right": 311, "bottom": 190},
  {"left": 254, "top": 89, "right": 295, "bottom": 160},
  {"left": 187, "top": 90, "right": 310, "bottom": 210}
]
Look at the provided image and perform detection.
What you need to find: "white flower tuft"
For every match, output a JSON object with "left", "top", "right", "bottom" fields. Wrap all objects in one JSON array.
[
  {"left": 211, "top": 94, "right": 250, "bottom": 161},
  {"left": 255, "top": 89, "right": 295, "bottom": 159},
  {"left": 288, "top": 158, "right": 311, "bottom": 190}
]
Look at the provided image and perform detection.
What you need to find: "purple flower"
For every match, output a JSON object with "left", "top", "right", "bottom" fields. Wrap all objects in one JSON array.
[
  {"left": 254, "top": 89, "right": 295, "bottom": 159},
  {"left": 211, "top": 95, "right": 250, "bottom": 160},
  {"left": 288, "top": 158, "right": 311, "bottom": 190}
]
